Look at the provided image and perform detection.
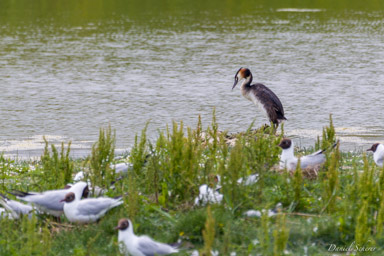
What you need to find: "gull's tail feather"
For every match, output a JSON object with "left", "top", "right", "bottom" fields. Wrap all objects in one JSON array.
[
  {"left": 319, "top": 140, "right": 340, "bottom": 154},
  {"left": 8, "top": 190, "right": 32, "bottom": 198},
  {"left": 331, "top": 140, "right": 340, "bottom": 149},
  {"left": 168, "top": 239, "right": 183, "bottom": 249}
]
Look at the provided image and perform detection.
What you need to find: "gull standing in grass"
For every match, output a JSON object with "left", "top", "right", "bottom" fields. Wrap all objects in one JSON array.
[
  {"left": 367, "top": 143, "right": 384, "bottom": 167},
  {"left": 61, "top": 192, "right": 123, "bottom": 223},
  {"left": 73, "top": 162, "right": 131, "bottom": 182},
  {"left": 9, "top": 181, "right": 89, "bottom": 217},
  {"left": 194, "top": 173, "right": 259, "bottom": 206},
  {"left": 115, "top": 218, "right": 179, "bottom": 256},
  {"left": 278, "top": 138, "right": 338, "bottom": 171},
  {"left": 237, "top": 173, "right": 259, "bottom": 185},
  {"left": 194, "top": 184, "right": 223, "bottom": 206},
  {"left": 112, "top": 162, "right": 131, "bottom": 174}
]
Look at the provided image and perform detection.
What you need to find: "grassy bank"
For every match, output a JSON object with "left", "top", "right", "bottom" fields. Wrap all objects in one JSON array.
[{"left": 0, "top": 114, "right": 383, "bottom": 255}]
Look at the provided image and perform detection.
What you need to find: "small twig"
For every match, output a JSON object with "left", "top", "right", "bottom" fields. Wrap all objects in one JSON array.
[
  {"left": 286, "top": 212, "right": 323, "bottom": 218},
  {"left": 47, "top": 221, "right": 75, "bottom": 229}
]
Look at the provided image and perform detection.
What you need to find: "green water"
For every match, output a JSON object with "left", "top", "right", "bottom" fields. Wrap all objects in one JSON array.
[{"left": 0, "top": 0, "right": 383, "bottom": 157}]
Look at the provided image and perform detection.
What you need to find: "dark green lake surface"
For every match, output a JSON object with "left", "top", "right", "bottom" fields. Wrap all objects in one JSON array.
[{"left": 0, "top": 0, "right": 383, "bottom": 157}]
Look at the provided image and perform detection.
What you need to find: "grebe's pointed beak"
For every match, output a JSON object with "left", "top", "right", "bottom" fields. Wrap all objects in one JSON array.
[{"left": 232, "top": 77, "right": 239, "bottom": 90}]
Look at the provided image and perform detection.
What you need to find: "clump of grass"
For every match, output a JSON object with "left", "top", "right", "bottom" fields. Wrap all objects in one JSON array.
[
  {"left": 355, "top": 200, "right": 370, "bottom": 246},
  {"left": 145, "top": 142, "right": 162, "bottom": 204},
  {"left": 377, "top": 192, "right": 384, "bottom": 237},
  {"left": 41, "top": 137, "right": 74, "bottom": 189},
  {"left": 130, "top": 123, "right": 148, "bottom": 177},
  {"left": 243, "top": 123, "right": 282, "bottom": 206},
  {"left": 220, "top": 139, "right": 244, "bottom": 210},
  {"left": 0, "top": 154, "right": 13, "bottom": 190},
  {"left": 359, "top": 154, "right": 377, "bottom": 205},
  {"left": 201, "top": 206, "right": 216, "bottom": 256},
  {"left": 321, "top": 143, "right": 340, "bottom": 213},
  {"left": 124, "top": 174, "right": 141, "bottom": 222},
  {"left": 87, "top": 125, "right": 116, "bottom": 194},
  {"left": 139, "top": 118, "right": 205, "bottom": 207},
  {"left": 293, "top": 159, "right": 303, "bottom": 210},
  {"left": 273, "top": 212, "right": 289, "bottom": 256},
  {"left": 259, "top": 210, "right": 271, "bottom": 255},
  {"left": 0, "top": 214, "right": 51, "bottom": 256},
  {"left": 316, "top": 114, "right": 336, "bottom": 150},
  {"left": 379, "top": 166, "right": 384, "bottom": 192}
]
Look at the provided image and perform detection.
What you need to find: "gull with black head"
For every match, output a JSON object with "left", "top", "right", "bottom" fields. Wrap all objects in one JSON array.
[
  {"left": 8, "top": 181, "right": 89, "bottom": 217},
  {"left": 278, "top": 138, "right": 338, "bottom": 171},
  {"left": 232, "top": 67, "right": 287, "bottom": 128},
  {"left": 61, "top": 191, "right": 122, "bottom": 223},
  {"left": 367, "top": 143, "right": 384, "bottom": 167},
  {"left": 115, "top": 218, "right": 179, "bottom": 256}
]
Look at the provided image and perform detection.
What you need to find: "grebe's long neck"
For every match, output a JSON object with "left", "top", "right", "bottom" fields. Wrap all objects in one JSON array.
[
  {"left": 241, "top": 74, "right": 253, "bottom": 88},
  {"left": 240, "top": 74, "right": 253, "bottom": 98}
]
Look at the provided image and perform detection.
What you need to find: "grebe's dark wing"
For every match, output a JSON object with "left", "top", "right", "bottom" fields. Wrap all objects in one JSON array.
[{"left": 252, "top": 83, "right": 286, "bottom": 123}]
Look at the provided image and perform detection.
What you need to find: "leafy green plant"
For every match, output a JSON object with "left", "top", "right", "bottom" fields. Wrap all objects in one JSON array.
[
  {"left": 0, "top": 214, "right": 51, "bottom": 256},
  {"left": 273, "top": 212, "right": 289, "bottom": 256},
  {"left": 41, "top": 137, "right": 74, "bottom": 189},
  {"left": 322, "top": 144, "right": 340, "bottom": 214},
  {"left": 259, "top": 210, "right": 271, "bottom": 255},
  {"left": 293, "top": 159, "right": 303, "bottom": 210},
  {"left": 130, "top": 123, "right": 149, "bottom": 177},
  {"left": 88, "top": 125, "right": 116, "bottom": 194},
  {"left": 201, "top": 206, "right": 216, "bottom": 256}
]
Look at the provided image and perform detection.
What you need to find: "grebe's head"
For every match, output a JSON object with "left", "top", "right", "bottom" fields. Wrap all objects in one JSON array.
[{"left": 232, "top": 67, "right": 251, "bottom": 90}]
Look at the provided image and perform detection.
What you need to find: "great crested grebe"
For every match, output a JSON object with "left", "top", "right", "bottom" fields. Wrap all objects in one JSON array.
[{"left": 232, "top": 67, "right": 287, "bottom": 127}]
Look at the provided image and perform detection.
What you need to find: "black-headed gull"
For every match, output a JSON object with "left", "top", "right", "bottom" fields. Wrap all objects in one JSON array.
[
  {"left": 115, "top": 218, "right": 179, "bottom": 256},
  {"left": 61, "top": 192, "right": 122, "bottom": 223},
  {"left": 0, "top": 193, "right": 33, "bottom": 218},
  {"left": 367, "top": 143, "right": 384, "bottom": 167},
  {"left": 194, "top": 184, "right": 223, "bottom": 206},
  {"left": 9, "top": 181, "right": 89, "bottom": 217},
  {"left": 278, "top": 138, "right": 337, "bottom": 171},
  {"left": 237, "top": 173, "right": 259, "bottom": 185},
  {"left": 74, "top": 171, "right": 85, "bottom": 182},
  {"left": 211, "top": 174, "right": 259, "bottom": 187},
  {"left": 73, "top": 162, "right": 131, "bottom": 182},
  {"left": 243, "top": 203, "right": 282, "bottom": 218},
  {"left": 112, "top": 162, "right": 131, "bottom": 174}
]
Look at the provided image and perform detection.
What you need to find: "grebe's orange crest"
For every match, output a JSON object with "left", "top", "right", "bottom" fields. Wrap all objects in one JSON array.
[
  {"left": 236, "top": 67, "right": 251, "bottom": 79},
  {"left": 233, "top": 67, "right": 251, "bottom": 90}
]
